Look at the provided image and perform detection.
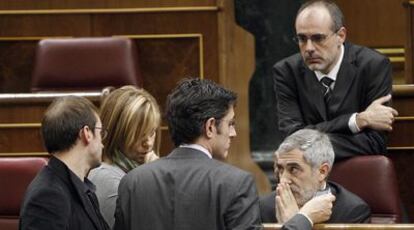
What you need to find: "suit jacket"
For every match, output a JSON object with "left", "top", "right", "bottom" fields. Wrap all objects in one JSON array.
[
  {"left": 282, "top": 214, "right": 312, "bottom": 230},
  {"left": 114, "top": 147, "right": 261, "bottom": 230},
  {"left": 259, "top": 181, "right": 371, "bottom": 223},
  {"left": 273, "top": 42, "right": 392, "bottom": 160},
  {"left": 19, "top": 157, "right": 109, "bottom": 230}
]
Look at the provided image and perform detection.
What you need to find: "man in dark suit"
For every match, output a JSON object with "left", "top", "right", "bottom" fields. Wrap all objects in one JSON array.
[
  {"left": 19, "top": 96, "right": 109, "bottom": 230},
  {"left": 260, "top": 129, "right": 371, "bottom": 225},
  {"left": 274, "top": 0, "right": 398, "bottom": 160}
]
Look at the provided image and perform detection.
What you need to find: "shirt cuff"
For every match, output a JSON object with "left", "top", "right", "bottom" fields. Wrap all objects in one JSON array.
[
  {"left": 297, "top": 212, "right": 313, "bottom": 226},
  {"left": 348, "top": 113, "right": 361, "bottom": 134}
]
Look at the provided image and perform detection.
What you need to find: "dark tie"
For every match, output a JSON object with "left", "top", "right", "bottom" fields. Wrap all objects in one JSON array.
[
  {"left": 320, "top": 77, "right": 334, "bottom": 118},
  {"left": 320, "top": 77, "right": 334, "bottom": 96}
]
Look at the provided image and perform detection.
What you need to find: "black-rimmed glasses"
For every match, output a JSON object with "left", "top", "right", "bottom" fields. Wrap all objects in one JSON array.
[
  {"left": 293, "top": 31, "right": 337, "bottom": 45},
  {"left": 95, "top": 126, "right": 108, "bottom": 139}
]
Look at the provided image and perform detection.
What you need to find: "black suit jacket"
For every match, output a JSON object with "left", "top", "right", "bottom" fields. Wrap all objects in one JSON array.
[
  {"left": 114, "top": 147, "right": 261, "bottom": 230},
  {"left": 19, "top": 157, "right": 109, "bottom": 230},
  {"left": 259, "top": 181, "right": 371, "bottom": 223},
  {"left": 273, "top": 42, "right": 392, "bottom": 160}
]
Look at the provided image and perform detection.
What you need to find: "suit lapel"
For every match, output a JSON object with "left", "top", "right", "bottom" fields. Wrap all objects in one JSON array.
[
  {"left": 302, "top": 65, "right": 328, "bottom": 121},
  {"left": 70, "top": 175, "right": 102, "bottom": 229},
  {"left": 330, "top": 43, "right": 357, "bottom": 115}
]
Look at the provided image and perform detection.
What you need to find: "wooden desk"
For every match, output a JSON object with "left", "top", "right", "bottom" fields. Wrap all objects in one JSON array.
[
  {"left": 263, "top": 223, "right": 414, "bottom": 230},
  {"left": 388, "top": 84, "right": 414, "bottom": 221}
]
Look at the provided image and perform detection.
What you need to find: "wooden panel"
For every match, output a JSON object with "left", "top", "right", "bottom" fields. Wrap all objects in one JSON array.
[
  {"left": 0, "top": 92, "right": 103, "bottom": 156},
  {"left": 0, "top": 0, "right": 217, "bottom": 10},
  {"left": 388, "top": 84, "right": 414, "bottom": 221},
  {"left": 335, "top": 0, "right": 406, "bottom": 47},
  {"left": 0, "top": 15, "right": 91, "bottom": 36},
  {"left": 135, "top": 37, "right": 201, "bottom": 114},
  {"left": 405, "top": 1, "right": 414, "bottom": 83},
  {"left": 0, "top": 40, "right": 37, "bottom": 93},
  {"left": 158, "top": 128, "right": 175, "bottom": 157},
  {"left": 91, "top": 11, "right": 218, "bottom": 83},
  {"left": 388, "top": 119, "right": 414, "bottom": 147},
  {"left": 0, "top": 127, "right": 44, "bottom": 153}
]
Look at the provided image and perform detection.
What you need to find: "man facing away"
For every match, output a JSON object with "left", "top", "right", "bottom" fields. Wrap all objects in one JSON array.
[
  {"left": 114, "top": 78, "right": 261, "bottom": 230},
  {"left": 260, "top": 129, "right": 371, "bottom": 228},
  {"left": 19, "top": 96, "right": 109, "bottom": 230},
  {"left": 274, "top": 0, "right": 398, "bottom": 160}
]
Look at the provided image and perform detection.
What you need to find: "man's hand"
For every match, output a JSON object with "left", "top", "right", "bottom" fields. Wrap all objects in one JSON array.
[
  {"left": 356, "top": 94, "right": 398, "bottom": 131},
  {"left": 275, "top": 183, "right": 299, "bottom": 223},
  {"left": 300, "top": 194, "right": 335, "bottom": 224}
]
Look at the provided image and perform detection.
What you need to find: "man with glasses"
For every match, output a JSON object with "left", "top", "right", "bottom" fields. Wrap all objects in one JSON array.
[
  {"left": 20, "top": 96, "right": 109, "bottom": 230},
  {"left": 274, "top": 0, "right": 398, "bottom": 160}
]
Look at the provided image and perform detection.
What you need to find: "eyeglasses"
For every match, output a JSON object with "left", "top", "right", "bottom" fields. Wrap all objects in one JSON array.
[
  {"left": 95, "top": 126, "right": 108, "bottom": 139},
  {"left": 293, "top": 31, "right": 337, "bottom": 45}
]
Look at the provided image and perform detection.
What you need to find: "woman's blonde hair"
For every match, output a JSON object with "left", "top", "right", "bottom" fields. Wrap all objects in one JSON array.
[{"left": 100, "top": 86, "right": 161, "bottom": 164}]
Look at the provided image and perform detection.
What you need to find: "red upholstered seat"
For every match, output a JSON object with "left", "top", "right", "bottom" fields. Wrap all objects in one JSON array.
[
  {"left": 31, "top": 37, "right": 141, "bottom": 92},
  {"left": 329, "top": 155, "right": 401, "bottom": 223},
  {"left": 0, "top": 157, "right": 48, "bottom": 230}
]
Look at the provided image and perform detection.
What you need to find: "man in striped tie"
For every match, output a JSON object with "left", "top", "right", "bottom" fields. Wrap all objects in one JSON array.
[{"left": 273, "top": 0, "right": 398, "bottom": 160}]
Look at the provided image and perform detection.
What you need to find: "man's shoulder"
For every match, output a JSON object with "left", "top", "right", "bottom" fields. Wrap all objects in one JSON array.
[
  {"left": 24, "top": 166, "right": 71, "bottom": 199},
  {"left": 346, "top": 42, "right": 389, "bottom": 63},
  {"left": 329, "top": 181, "right": 370, "bottom": 211}
]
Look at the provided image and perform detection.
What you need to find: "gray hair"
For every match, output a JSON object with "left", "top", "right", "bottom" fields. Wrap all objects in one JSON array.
[
  {"left": 276, "top": 129, "right": 334, "bottom": 170},
  {"left": 296, "top": 0, "right": 344, "bottom": 32}
]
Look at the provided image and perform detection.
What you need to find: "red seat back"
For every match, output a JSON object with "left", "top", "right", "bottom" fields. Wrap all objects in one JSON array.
[
  {"left": 329, "top": 155, "right": 401, "bottom": 223},
  {"left": 0, "top": 157, "right": 48, "bottom": 230}
]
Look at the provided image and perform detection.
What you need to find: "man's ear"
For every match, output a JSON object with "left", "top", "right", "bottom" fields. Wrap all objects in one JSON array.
[
  {"left": 204, "top": 117, "right": 216, "bottom": 139},
  {"left": 318, "top": 162, "right": 330, "bottom": 182},
  {"left": 79, "top": 126, "right": 93, "bottom": 144},
  {"left": 337, "top": 26, "right": 346, "bottom": 44}
]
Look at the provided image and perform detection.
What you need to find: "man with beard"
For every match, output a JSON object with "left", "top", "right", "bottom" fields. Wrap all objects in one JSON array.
[
  {"left": 274, "top": 0, "right": 398, "bottom": 160},
  {"left": 260, "top": 129, "right": 370, "bottom": 227}
]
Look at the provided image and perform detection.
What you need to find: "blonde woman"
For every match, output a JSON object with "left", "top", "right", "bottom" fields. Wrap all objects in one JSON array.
[{"left": 88, "top": 86, "right": 161, "bottom": 227}]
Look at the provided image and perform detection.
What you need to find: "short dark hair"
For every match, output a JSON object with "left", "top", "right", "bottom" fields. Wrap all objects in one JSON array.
[
  {"left": 41, "top": 96, "right": 98, "bottom": 154},
  {"left": 166, "top": 78, "right": 237, "bottom": 146},
  {"left": 296, "top": 0, "right": 344, "bottom": 32}
]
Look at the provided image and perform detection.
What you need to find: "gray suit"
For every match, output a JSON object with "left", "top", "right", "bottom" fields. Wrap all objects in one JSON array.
[
  {"left": 114, "top": 147, "right": 261, "bottom": 230},
  {"left": 259, "top": 181, "right": 371, "bottom": 224}
]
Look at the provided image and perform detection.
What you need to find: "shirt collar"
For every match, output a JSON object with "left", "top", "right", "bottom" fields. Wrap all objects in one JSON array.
[
  {"left": 315, "top": 44, "right": 344, "bottom": 82},
  {"left": 69, "top": 168, "right": 96, "bottom": 194},
  {"left": 179, "top": 143, "right": 212, "bottom": 159}
]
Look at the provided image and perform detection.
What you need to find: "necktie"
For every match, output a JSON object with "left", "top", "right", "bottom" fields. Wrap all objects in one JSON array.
[
  {"left": 320, "top": 77, "right": 334, "bottom": 119},
  {"left": 320, "top": 77, "right": 334, "bottom": 97}
]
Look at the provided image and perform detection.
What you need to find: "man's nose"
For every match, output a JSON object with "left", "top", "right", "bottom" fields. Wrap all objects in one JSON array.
[
  {"left": 279, "top": 171, "right": 291, "bottom": 184},
  {"left": 304, "top": 39, "right": 316, "bottom": 52},
  {"left": 229, "top": 126, "right": 237, "bottom": 137}
]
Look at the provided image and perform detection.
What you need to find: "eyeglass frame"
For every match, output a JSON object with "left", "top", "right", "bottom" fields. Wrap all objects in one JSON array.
[
  {"left": 292, "top": 29, "right": 339, "bottom": 46},
  {"left": 216, "top": 118, "right": 236, "bottom": 129},
  {"left": 94, "top": 126, "right": 108, "bottom": 139}
]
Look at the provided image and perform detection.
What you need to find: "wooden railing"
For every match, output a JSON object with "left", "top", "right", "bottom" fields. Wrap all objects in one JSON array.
[{"left": 263, "top": 223, "right": 414, "bottom": 230}]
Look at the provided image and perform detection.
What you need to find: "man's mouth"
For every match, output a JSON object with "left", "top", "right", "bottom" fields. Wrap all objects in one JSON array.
[{"left": 306, "top": 57, "right": 321, "bottom": 64}]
